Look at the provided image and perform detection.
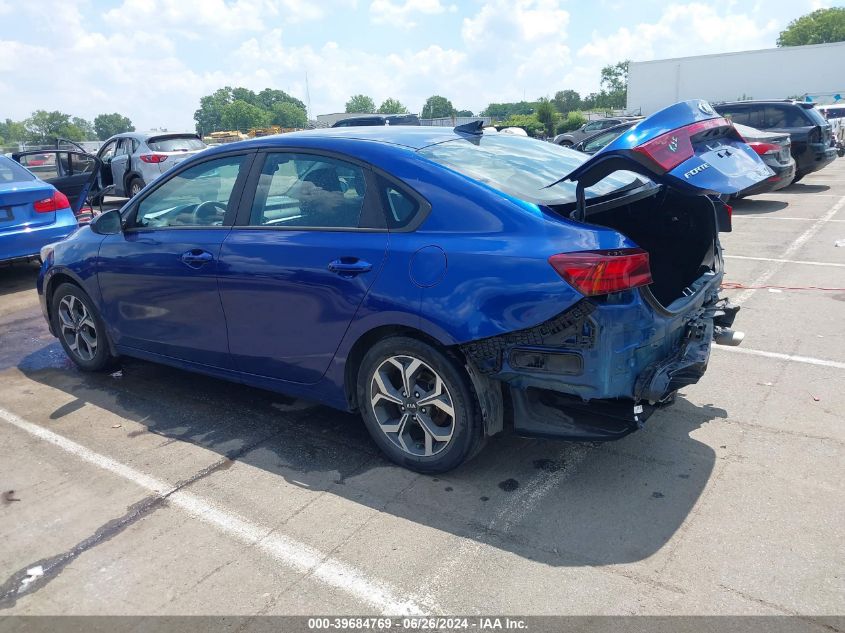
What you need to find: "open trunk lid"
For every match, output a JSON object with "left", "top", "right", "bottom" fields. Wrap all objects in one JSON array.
[{"left": 558, "top": 100, "right": 773, "bottom": 198}]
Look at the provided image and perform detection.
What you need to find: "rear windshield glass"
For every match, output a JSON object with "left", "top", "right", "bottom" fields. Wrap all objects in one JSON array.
[
  {"left": 148, "top": 136, "right": 207, "bottom": 152},
  {"left": 0, "top": 156, "right": 36, "bottom": 183},
  {"left": 804, "top": 107, "right": 828, "bottom": 126},
  {"left": 417, "top": 134, "right": 643, "bottom": 204}
]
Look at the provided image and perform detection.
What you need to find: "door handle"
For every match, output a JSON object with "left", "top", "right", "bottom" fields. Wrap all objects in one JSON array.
[
  {"left": 327, "top": 258, "right": 372, "bottom": 276},
  {"left": 180, "top": 249, "right": 214, "bottom": 268}
]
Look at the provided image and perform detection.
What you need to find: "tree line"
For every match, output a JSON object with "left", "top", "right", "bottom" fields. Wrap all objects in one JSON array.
[
  {"left": 0, "top": 112, "right": 135, "bottom": 147},
  {"left": 193, "top": 87, "right": 308, "bottom": 134}
]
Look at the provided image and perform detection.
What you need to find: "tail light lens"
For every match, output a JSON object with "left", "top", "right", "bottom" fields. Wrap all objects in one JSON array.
[
  {"left": 747, "top": 141, "right": 780, "bottom": 156},
  {"left": 632, "top": 117, "right": 731, "bottom": 173},
  {"left": 140, "top": 154, "right": 168, "bottom": 163},
  {"left": 33, "top": 191, "right": 71, "bottom": 213},
  {"left": 549, "top": 249, "right": 652, "bottom": 296}
]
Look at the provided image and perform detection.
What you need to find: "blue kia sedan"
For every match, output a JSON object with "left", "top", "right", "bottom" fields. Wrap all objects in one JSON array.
[
  {"left": 0, "top": 155, "right": 80, "bottom": 264},
  {"left": 37, "top": 101, "right": 770, "bottom": 473}
]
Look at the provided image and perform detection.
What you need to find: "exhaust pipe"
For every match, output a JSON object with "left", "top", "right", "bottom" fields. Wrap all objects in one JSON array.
[{"left": 714, "top": 327, "right": 744, "bottom": 346}]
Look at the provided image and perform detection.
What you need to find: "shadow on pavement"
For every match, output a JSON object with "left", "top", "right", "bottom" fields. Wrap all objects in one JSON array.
[
  {"left": 0, "top": 261, "right": 40, "bottom": 298},
  {"left": 15, "top": 335, "right": 723, "bottom": 567},
  {"left": 730, "top": 198, "right": 789, "bottom": 214},
  {"left": 782, "top": 183, "right": 831, "bottom": 194}
]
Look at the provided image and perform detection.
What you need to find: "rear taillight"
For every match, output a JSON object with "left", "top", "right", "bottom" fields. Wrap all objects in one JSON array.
[
  {"left": 747, "top": 141, "right": 780, "bottom": 156},
  {"left": 632, "top": 117, "right": 729, "bottom": 172},
  {"left": 33, "top": 191, "right": 70, "bottom": 213},
  {"left": 140, "top": 154, "right": 168, "bottom": 163},
  {"left": 549, "top": 249, "right": 652, "bottom": 296}
]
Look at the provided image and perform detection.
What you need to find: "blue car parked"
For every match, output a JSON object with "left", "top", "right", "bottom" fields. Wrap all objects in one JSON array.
[
  {"left": 0, "top": 154, "right": 82, "bottom": 264},
  {"left": 37, "top": 100, "right": 770, "bottom": 473}
]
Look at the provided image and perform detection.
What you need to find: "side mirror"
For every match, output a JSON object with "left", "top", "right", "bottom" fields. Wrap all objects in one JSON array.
[{"left": 90, "top": 208, "right": 123, "bottom": 235}]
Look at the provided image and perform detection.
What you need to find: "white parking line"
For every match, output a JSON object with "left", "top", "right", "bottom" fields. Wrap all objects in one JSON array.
[
  {"left": 0, "top": 406, "right": 430, "bottom": 616},
  {"left": 714, "top": 345, "right": 845, "bottom": 370},
  {"left": 733, "top": 216, "right": 845, "bottom": 223},
  {"left": 732, "top": 194, "right": 845, "bottom": 305},
  {"left": 724, "top": 255, "right": 845, "bottom": 268}
]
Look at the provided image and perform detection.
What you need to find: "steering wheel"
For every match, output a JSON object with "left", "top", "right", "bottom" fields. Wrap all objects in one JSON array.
[{"left": 192, "top": 200, "right": 227, "bottom": 223}]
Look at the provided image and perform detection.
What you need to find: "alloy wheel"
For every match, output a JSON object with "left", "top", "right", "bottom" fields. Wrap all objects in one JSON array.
[
  {"left": 369, "top": 355, "right": 456, "bottom": 457},
  {"left": 58, "top": 295, "right": 98, "bottom": 362}
]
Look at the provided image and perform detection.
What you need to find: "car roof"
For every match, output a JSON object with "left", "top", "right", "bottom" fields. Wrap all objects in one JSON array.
[
  {"left": 203, "top": 126, "right": 471, "bottom": 152},
  {"left": 714, "top": 100, "right": 809, "bottom": 107},
  {"left": 108, "top": 131, "right": 199, "bottom": 141}
]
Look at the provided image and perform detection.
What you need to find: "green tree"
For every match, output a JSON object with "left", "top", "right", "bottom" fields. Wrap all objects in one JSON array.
[
  {"left": 455, "top": 110, "right": 474, "bottom": 117},
  {"left": 421, "top": 95, "right": 456, "bottom": 119},
  {"left": 377, "top": 98, "right": 409, "bottom": 114},
  {"left": 480, "top": 101, "right": 533, "bottom": 120},
  {"left": 0, "top": 118, "right": 27, "bottom": 144},
  {"left": 597, "top": 60, "right": 630, "bottom": 109},
  {"left": 93, "top": 113, "right": 135, "bottom": 140},
  {"left": 552, "top": 90, "right": 581, "bottom": 114},
  {"left": 271, "top": 102, "right": 307, "bottom": 128},
  {"left": 256, "top": 88, "right": 306, "bottom": 112},
  {"left": 535, "top": 97, "right": 557, "bottom": 137},
  {"left": 193, "top": 86, "right": 307, "bottom": 134},
  {"left": 220, "top": 100, "right": 268, "bottom": 131},
  {"left": 194, "top": 86, "right": 235, "bottom": 133},
  {"left": 345, "top": 94, "right": 376, "bottom": 113},
  {"left": 24, "top": 110, "right": 81, "bottom": 143},
  {"left": 556, "top": 111, "right": 587, "bottom": 134},
  {"left": 778, "top": 7, "right": 845, "bottom": 46}
]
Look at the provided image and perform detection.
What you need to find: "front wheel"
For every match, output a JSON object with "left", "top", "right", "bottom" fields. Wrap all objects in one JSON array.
[
  {"left": 357, "top": 337, "right": 483, "bottom": 473},
  {"left": 51, "top": 283, "right": 118, "bottom": 371}
]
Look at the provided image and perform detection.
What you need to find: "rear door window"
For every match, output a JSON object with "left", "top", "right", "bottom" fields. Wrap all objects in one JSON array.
[
  {"left": 249, "top": 153, "right": 370, "bottom": 229},
  {"left": 765, "top": 105, "right": 810, "bottom": 128},
  {"left": 378, "top": 179, "right": 422, "bottom": 229},
  {"left": 717, "top": 107, "right": 750, "bottom": 125}
]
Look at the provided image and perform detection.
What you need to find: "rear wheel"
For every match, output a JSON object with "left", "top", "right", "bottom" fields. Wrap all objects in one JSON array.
[
  {"left": 558, "top": 140, "right": 573, "bottom": 147},
  {"left": 792, "top": 172, "right": 804, "bottom": 184},
  {"left": 357, "top": 337, "right": 483, "bottom": 473},
  {"left": 51, "top": 283, "right": 117, "bottom": 372},
  {"left": 128, "top": 177, "right": 145, "bottom": 197}
]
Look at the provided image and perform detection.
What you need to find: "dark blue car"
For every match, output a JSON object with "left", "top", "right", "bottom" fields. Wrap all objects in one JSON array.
[{"left": 37, "top": 101, "right": 770, "bottom": 473}]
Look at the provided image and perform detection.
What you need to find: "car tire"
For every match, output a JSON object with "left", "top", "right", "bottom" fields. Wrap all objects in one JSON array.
[
  {"left": 558, "top": 140, "right": 573, "bottom": 147},
  {"left": 357, "top": 336, "right": 483, "bottom": 474},
  {"left": 127, "top": 177, "right": 145, "bottom": 197},
  {"left": 792, "top": 172, "right": 804, "bottom": 184},
  {"left": 51, "top": 283, "right": 118, "bottom": 372}
]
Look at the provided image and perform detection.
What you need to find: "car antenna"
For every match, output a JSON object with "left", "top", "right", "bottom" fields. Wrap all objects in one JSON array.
[{"left": 454, "top": 120, "right": 484, "bottom": 135}]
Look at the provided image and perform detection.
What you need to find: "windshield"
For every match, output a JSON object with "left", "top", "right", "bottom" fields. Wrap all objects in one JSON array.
[
  {"left": 418, "top": 134, "right": 645, "bottom": 204},
  {"left": 148, "top": 136, "right": 207, "bottom": 152},
  {"left": 0, "top": 155, "right": 36, "bottom": 183}
]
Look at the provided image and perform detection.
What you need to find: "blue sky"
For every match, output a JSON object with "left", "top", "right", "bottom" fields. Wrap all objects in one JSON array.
[{"left": 0, "top": 0, "right": 835, "bottom": 130}]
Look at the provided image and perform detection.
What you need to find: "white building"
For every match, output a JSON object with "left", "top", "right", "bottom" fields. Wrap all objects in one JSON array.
[{"left": 627, "top": 42, "right": 845, "bottom": 115}]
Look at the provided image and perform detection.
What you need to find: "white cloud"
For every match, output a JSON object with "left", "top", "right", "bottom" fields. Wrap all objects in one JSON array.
[{"left": 369, "top": 0, "right": 448, "bottom": 28}]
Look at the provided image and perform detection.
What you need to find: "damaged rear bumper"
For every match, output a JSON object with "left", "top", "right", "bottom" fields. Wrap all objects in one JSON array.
[{"left": 461, "top": 275, "right": 736, "bottom": 441}]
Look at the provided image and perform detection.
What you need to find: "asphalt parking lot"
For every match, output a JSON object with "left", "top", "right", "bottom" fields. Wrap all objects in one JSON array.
[{"left": 1, "top": 168, "right": 844, "bottom": 623}]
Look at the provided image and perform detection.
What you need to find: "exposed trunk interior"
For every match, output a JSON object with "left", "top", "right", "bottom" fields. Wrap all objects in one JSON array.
[{"left": 585, "top": 189, "right": 718, "bottom": 308}]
